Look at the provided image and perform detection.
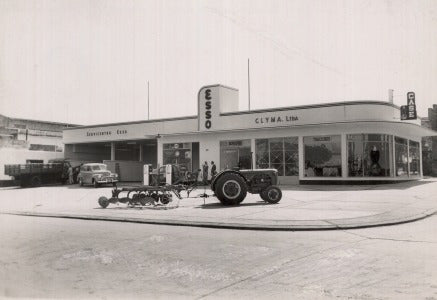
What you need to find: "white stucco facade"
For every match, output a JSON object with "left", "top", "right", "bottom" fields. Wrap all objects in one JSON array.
[{"left": 63, "top": 84, "right": 436, "bottom": 184}]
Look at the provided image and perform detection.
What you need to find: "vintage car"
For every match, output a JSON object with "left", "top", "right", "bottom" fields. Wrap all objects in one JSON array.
[{"left": 77, "top": 163, "right": 118, "bottom": 188}]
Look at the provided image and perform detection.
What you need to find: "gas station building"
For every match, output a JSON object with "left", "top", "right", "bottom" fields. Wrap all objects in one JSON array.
[{"left": 63, "top": 84, "right": 436, "bottom": 184}]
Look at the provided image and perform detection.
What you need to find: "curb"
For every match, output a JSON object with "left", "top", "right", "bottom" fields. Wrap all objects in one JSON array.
[{"left": 1, "top": 209, "right": 435, "bottom": 231}]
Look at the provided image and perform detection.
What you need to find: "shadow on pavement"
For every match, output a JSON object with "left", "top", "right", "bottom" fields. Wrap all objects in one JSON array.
[
  {"left": 280, "top": 180, "right": 434, "bottom": 191},
  {"left": 197, "top": 201, "right": 270, "bottom": 209}
]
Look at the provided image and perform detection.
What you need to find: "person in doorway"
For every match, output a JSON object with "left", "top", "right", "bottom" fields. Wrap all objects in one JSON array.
[
  {"left": 68, "top": 166, "right": 74, "bottom": 184},
  {"left": 202, "top": 161, "right": 209, "bottom": 185},
  {"left": 210, "top": 161, "right": 217, "bottom": 179}
]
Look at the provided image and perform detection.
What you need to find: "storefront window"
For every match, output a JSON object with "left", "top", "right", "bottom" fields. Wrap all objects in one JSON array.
[
  {"left": 395, "top": 137, "right": 408, "bottom": 177},
  {"left": 348, "top": 134, "right": 392, "bottom": 177},
  {"left": 220, "top": 140, "right": 251, "bottom": 170},
  {"left": 409, "top": 141, "right": 420, "bottom": 176},
  {"left": 255, "top": 137, "right": 298, "bottom": 176},
  {"left": 163, "top": 143, "right": 192, "bottom": 172},
  {"left": 304, "top": 135, "right": 341, "bottom": 177}
]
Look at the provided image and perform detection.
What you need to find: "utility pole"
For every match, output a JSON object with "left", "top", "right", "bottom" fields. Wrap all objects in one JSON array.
[{"left": 248, "top": 58, "right": 251, "bottom": 111}]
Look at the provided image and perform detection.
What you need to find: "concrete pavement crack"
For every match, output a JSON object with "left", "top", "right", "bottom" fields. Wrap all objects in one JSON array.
[
  {"left": 341, "top": 230, "right": 437, "bottom": 244},
  {"left": 195, "top": 237, "right": 369, "bottom": 300}
]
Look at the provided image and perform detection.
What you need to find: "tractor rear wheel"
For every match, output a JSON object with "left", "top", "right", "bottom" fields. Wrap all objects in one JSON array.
[{"left": 214, "top": 173, "right": 247, "bottom": 205}]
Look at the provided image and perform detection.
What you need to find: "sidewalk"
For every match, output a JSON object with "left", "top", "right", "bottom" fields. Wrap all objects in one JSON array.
[{"left": 0, "top": 179, "right": 436, "bottom": 230}]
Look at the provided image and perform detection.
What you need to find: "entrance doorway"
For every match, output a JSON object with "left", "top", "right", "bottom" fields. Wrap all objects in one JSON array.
[{"left": 220, "top": 139, "right": 251, "bottom": 170}]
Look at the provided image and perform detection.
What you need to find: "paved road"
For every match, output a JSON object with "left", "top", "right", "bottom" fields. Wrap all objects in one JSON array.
[{"left": 1, "top": 214, "right": 436, "bottom": 299}]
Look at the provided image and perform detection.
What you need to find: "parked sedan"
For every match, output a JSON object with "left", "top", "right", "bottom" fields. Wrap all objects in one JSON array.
[{"left": 77, "top": 163, "right": 118, "bottom": 188}]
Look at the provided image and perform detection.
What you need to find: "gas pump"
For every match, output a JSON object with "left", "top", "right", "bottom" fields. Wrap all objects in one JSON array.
[
  {"left": 143, "top": 164, "right": 151, "bottom": 186},
  {"left": 165, "top": 164, "right": 172, "bottom": 185}
]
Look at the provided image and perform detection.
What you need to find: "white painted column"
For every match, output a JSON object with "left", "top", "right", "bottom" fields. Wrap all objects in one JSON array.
[
  {"left": 341, "top": 133, "right": 347, "bottom": 178},
  {"left": 111, "top": 142, "right": 115, "bottom": 160},
  {"left": 392, "top": 135, "right": 396, "bottom": 177},
  {"left": 419, "top": 140, "right": 423, "bottom": 177},
  {"left": 298, "top": 136, "right": 304, "bottom": 180},
  {"left": 157, "top": 139, "right": 163, "bottom": 168},
  {"left": 250, "top": 138, "right": 256, "bottom": 169}
]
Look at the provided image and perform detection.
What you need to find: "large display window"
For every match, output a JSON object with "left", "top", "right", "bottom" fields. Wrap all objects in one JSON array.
[
  {"left": 163, "top": 143, "right": 193, "bottom": 172},
  {"left": 348, "top": 134, "right": 393, "bottom": 177},
  {"left": 409, "top": 141, "right": 421, "bottom": 176},
  {"left": 395, "top": 137, "right": 409, "bottom": 177},
  {"left": 255, "top": 137, "right": 298, "bottom": 176},
  {"left": 304, "top": 135, "right": 341, "bottom": 177},
  {"left": 220, "top": 140, "right": 251, "bottom": 170}
]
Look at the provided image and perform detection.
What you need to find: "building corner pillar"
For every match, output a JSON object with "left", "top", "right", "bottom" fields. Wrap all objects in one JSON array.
[{"left": 341, "top": 133, "right": 347, "bottom": 178}]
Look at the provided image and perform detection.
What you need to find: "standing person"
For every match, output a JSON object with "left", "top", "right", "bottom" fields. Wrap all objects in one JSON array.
[
  {"left": 68, "top": 166, "right": 74, "bottom": 184},
  {"left": 210, "top": 161, "right": 217, "bottom": 178},
  {"left": 202, "top": 161, "right": 209, "bottom": 185}
]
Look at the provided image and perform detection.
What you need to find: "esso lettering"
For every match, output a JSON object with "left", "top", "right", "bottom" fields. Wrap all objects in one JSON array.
[{"left": 204, "top": 89, "right": 212, "bottom": 129}]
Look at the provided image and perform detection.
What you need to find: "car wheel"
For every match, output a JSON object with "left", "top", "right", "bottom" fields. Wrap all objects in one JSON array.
[
  {"left": 262, "top": 185, "right": 282, "bottom": 204},
  {"left": 215, "top": 173, "right": 247, "bottom": 205},
  {"left": 79, "top": 178, "right": 83, "bottom": 186},
  {"left": 93, "top": 179, "right": 99, "bottom": 188},
  {"left": 30, "top": 176, "right": 42, "bottom": 187},
  {"left": 98, "top": 196, "right": 109, "bottom": 208}
]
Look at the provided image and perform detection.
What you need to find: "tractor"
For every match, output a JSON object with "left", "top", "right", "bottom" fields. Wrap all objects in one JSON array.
[{"left": 211, "top": 169, "right": 282, "bottom": 205}]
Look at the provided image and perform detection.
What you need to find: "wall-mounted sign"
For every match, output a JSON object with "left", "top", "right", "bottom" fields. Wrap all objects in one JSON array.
[
  {"left": 313, "top": 136, "right": 331, "bottom": 142},
  {"left": 401, "top": 92, "right": 417, "bottom": 120},
  {"left": 255, "top": 115, "right": 299, "bottom": 125},
  {"left": 198, "top": 86, "right": 219, "bottom": 131},
  {"left": 86, "top": 129, "right": 128, "bottom": 137}
]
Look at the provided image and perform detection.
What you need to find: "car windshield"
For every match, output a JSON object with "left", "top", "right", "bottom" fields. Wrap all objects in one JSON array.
[{"left": 91, "top": 165, "right": 107, "bottom": 171}]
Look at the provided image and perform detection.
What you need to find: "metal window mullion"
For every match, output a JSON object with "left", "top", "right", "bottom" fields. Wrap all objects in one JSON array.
[
  {"left": 407, "top": 140, "right": 410, "bottom": 177},
  {"left": 282, "top": 138, "right": 285, "bottom": 176}
]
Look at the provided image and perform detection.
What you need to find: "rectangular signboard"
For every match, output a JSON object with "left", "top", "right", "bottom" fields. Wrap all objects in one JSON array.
[{"left": 401, "top": 92, "right": 417, "bottom": 120}]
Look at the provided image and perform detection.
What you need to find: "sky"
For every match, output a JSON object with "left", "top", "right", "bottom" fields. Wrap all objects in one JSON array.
[{"left": 0, "top": 0, "right": 436, "bottom": 125}]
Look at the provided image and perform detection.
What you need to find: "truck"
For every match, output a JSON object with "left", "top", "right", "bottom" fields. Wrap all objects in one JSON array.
[{"left": 4, "top": 160, "right": 71, "bottom": 187}]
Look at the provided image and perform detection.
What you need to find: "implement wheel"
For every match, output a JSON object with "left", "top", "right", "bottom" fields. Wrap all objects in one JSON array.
[
  {"left": 214, "top": 173, "right": 247, "bottom": 205},
  {"left": 98, "top": 196, "right": 109, "bottom": 208}
]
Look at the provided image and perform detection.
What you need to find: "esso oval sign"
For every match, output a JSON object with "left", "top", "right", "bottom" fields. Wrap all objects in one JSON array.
[{"left": 204, "top": 89, "right": 212, "bottom": 129}]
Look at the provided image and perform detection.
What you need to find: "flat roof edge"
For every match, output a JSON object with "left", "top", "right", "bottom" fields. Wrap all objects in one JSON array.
[
  {"left": 63, "top": 115, "right": 198, "bottom": 131},
  {"left": 221, "top": 100, "right": 401, "bottom": 116}
]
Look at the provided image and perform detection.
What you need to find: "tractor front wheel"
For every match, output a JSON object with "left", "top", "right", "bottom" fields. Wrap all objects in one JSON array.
[{"left": 261, "top": 185, "right": 282, "bottom": 204}]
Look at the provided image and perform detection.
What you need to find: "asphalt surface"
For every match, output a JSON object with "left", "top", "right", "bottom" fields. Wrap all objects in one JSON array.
[
  {"left": 0, "top": 179, "right": 436, "bottom": 230},
  {"left": 1, "top": 213, "right": 437, "bottom": 299}
]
